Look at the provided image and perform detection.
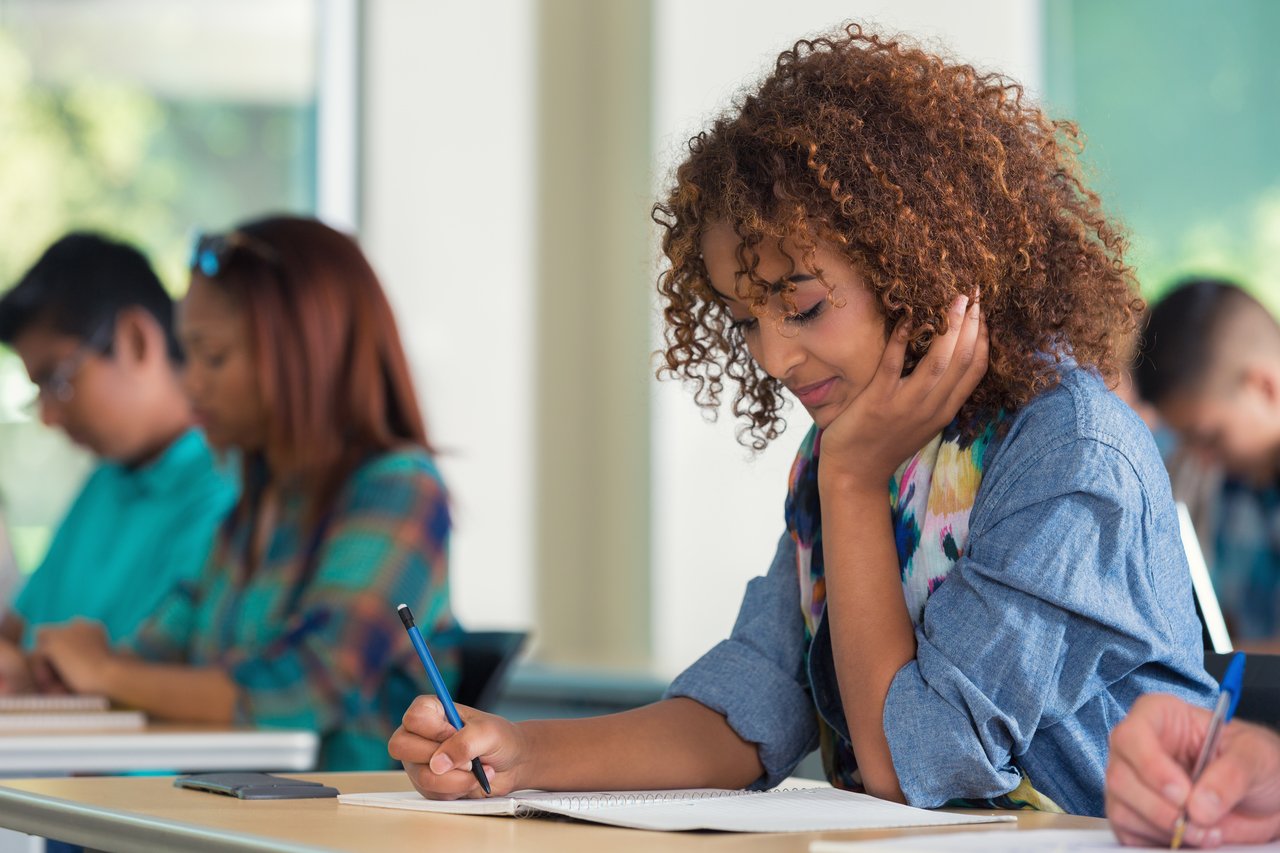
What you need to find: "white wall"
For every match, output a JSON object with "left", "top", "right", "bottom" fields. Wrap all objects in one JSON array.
[
  {"left": 361, "top": 1, "right": 535, "bottom": 631},
  {"left": 650, "top": 0, "right": 1044, "bottom": 677}
]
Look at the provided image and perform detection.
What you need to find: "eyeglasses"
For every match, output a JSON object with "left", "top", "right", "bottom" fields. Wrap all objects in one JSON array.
[
  {"left": 188, "top": 231, "right": 280, "bottom": 278},
  {"left": 27, "top": 318, "right": 116, "bottom": 410}
]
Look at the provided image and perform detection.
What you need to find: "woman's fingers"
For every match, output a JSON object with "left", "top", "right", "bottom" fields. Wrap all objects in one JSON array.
[
  {"left": 871, "top": 317, "right": 911, "bottom": 392},
  {"left": 402, "top": 759, "right": 494, "bottom": 800},
  {"left": 400, "top": 695, "right": 461, "bottom": 741},
  {"left": 1106, "top": 796, "right": 1177, "bottom": 847},
  {"left": 1105, "top": 753, "right": 1183, "bottom": 842},
  {"left": 391, "top": 694, "right": 522, "bottom": 800}
]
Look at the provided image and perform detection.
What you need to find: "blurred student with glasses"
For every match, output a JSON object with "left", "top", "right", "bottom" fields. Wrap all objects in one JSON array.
[
  {"left": 0, "top": 233, "right": 237, "bottom": 693},
  {"left": 34, "top": 216, "right": 457, "bottom": 771}
]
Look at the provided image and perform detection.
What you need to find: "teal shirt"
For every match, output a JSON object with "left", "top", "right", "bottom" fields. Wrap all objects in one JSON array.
[{"left": 14, "top": 429, "right": 237, "bottom": 645}]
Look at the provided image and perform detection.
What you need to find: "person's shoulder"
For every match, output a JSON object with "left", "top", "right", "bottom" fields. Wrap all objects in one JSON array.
[
  {"left": 999, "top": 366, "right": 1152, "bottom": 460},
  {"left": 980, "top": 366, "right": 1163, "bottom": 505},
  {"left": 339, "top": 446, "right": 450, "bottom": 543},
  {"left": 60, "top": 461, "right": 125, "bottom": 515},
  {"left": 162, "top": 431, "right": 238, "bottom": 506},
  {"left": 344, "top": 445, "right": 448, "bottom": 509},
  {"left": 351, "top": 445, "right": 444, "bottom": 487}
]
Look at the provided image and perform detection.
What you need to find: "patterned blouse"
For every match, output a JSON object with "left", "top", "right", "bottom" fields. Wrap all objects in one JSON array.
[{"left": 128, "top": 446, "right": 457, "bottom": 771}]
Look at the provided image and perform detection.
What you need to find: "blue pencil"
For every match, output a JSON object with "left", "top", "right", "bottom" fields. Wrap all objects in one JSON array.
[{"left": 397, "top": 604, "right": 491, "bottom": 795}]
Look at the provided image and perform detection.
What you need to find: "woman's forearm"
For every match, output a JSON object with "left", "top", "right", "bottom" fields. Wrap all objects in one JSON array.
[
  {"left": 101, "top": 655, "right": 240, "bottom": 723},
  {"left": 820, "top": 475, "right": 916, "bottom": 802},
  {"left": 518, "top": 697, "right": 763, "bottom": 791}
]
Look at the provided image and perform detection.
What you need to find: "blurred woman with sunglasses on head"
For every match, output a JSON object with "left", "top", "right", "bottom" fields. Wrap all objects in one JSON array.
[{"left": 36, "top": 215, "right": 457, "bottom": 771}]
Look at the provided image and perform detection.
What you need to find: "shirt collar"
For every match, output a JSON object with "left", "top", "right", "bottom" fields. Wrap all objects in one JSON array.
[{"left": 119, "top": 428, "right": 214, "bottom": 497}]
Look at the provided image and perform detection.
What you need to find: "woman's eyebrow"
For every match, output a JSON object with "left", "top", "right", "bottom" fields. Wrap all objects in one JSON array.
[
  {"left": 769, "top": 273, "right": 816, "bottom": 292},
  {"left": 716, "top": 272, "right": 819, "bottom": 304}
]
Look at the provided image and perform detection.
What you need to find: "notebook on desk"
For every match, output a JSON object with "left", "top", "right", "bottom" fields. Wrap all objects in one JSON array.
[
  {"left": 0, "top": 694, "right": 145, "bottom": 732},
  {"left": 338, "top": 786, "right": 1017, "bottom": 833}
]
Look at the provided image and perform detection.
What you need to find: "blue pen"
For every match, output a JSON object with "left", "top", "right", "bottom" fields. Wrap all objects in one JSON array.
[
  {"left": 397, "top": 604, "right": 491, "bottom": 795},
  {"left": 1171, "top": 652, "right": 1246, "bottom": 849}
]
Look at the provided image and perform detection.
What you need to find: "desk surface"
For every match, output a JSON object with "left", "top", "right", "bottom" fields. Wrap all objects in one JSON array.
[
  {"left": 0, "top": 724, "right": 318, "bottom": 774},
  {"left": 0, "top": 772, "right": 1110, "bottom": 853}
]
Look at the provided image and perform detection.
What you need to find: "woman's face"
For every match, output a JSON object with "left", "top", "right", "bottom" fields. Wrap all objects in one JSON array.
[
  {"left": 177, "top": 278, "right": 268, "bottom": 452},
  {"left": 701, "top": 223, "right": 890, "bottom": 429}
]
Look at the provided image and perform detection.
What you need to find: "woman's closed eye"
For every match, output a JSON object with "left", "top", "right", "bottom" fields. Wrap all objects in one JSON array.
[
  {"left": 783, "top": 299, "right": 825, "bottom": 326},
  {"left": 732, "top": 299, "right": 826, "bottom": 334},
  {"left": 194, "top": 349, "right": 230, "bottom": 369}
]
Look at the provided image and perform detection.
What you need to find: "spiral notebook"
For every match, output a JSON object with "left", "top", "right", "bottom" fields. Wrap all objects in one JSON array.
[
  {"left": 338, "top": 787, "right": 1017, "bottom": 832},
  {"left": 0, "top": 694, "right": 145, "bottom": 731}
]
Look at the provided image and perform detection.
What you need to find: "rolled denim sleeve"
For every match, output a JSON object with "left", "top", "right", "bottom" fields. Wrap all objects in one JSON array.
[
  {"left": 665, "top": 532, "right": 819, "bottom": 789},
  {"left": 883, "top": 432, "right": 1202, "bottom": 811}
]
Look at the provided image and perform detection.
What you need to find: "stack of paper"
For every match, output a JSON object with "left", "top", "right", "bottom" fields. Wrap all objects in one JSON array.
[{"left": 0, "top": 695, "right": 145, "bottom": 731}]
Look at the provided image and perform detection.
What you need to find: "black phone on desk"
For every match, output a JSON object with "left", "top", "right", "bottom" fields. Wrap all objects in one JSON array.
[{"left": 174, "top": 772, "right": 339, "bottom": 800}]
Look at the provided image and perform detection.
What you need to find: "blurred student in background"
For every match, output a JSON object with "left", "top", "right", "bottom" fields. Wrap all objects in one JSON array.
[
  {"left": 34, "top": 215, "right": 457, "bottom": 771},
  {"left": 1134, "top": 279, "right": 1280, "bottom": 649},
  {"left": 0, "top": 233, "right": 236, "bottom": 692}
]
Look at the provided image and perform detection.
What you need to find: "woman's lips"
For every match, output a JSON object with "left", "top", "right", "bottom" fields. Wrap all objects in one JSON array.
[{"left": 793, "top": 377, "right": 837, "bottom": 407}]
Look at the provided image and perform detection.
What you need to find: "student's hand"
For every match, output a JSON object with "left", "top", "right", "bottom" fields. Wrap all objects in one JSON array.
[
  {"left": 1107, "top": 693, "right": 1280, "bottom": 847},
  {"left": 818, "top": 293, "right": 988, "bottom": 488},
  {"left": 33, "top": 620, "right": 113, "bottom": 695},
  {"left": 0, "top": 638, "right": 33, "bottom": 695},
  {"left": 390, "top": 695, "right": 526, "bottom": 799},
  {"left": 28, "top": 651, "right": 70, "bottom": 694}
]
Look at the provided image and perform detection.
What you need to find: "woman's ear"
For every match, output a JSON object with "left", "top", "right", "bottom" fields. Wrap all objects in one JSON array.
[{"left": 1241, "top": 362, "right": 1280, "bottom": 413}]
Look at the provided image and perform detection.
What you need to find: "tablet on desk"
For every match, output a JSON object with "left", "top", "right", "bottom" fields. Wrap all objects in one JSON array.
[{"left": 175, "top": 772, "right": 339, "bottom": 800}]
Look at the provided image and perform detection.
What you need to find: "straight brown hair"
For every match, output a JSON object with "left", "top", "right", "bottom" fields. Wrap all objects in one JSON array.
[{"left": 193, "top": 215, "right": 431, "bottom": 530}]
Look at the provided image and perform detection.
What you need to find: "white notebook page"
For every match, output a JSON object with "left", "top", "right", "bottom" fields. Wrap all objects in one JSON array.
[{"left": 339, "top": 787, "right": 1016, "bottom": 833}]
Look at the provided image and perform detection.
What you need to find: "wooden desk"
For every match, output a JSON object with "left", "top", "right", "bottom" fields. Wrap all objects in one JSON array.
[
  {"left": 0, "top": 724, "right": 319, "bottom": 774},
  {"left": 0, "top": 772, "right": 1109, "bottom": 853}
]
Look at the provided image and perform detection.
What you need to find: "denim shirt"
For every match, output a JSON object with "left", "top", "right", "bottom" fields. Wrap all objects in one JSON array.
[{"left": 666, "top": 368, "right": 1216, "bottom": 817}]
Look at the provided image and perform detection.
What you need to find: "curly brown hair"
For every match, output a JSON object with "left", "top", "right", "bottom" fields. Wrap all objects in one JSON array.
[{"left": 654, "top": 23, "right": 1142, "bottom": 450}]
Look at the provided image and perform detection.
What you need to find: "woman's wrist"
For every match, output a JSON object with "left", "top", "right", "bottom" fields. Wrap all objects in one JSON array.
[
  {"left": 95, "top": 652, "right": 127, "bottom": 698},
  {"left": 509, "top": 720, "right": 542, "bottom": 791},
  {"left": 818, "top": 462, "right": 891, "bottom": 502}
]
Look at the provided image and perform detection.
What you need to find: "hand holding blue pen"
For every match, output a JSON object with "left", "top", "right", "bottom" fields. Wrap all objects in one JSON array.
[
  {"left": 1170, "top": 651, "right": 1245, "bottom": 850},
  {"left": 397, "top": 604, "right": 491, "bottom": 795}
]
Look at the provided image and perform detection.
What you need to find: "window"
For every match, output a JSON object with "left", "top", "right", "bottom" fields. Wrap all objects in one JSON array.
[{"left": 0, "top": 0, "right": 319, "bottom": 574}]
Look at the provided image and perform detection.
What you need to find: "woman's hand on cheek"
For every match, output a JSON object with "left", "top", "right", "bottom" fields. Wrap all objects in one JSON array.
[{"left": 819, "top": 293, "right": 988, "bottom": 488}]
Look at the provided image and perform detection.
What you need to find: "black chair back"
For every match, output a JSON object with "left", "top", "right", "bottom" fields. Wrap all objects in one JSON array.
[
  {"left": 455, "top": 630, "right": 528, "bottom": 712},
  {"left": 1204, "top": 652, "right": 1280, "bottom": 730}
]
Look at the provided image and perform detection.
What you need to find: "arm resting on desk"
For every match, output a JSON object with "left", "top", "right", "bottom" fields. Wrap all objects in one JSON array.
[
  {"left": 520, "top": 697, "right": 764, "bottom": 791},
  {"left": 97, "top": 656, "right": 239, "bottom": 723},
  {"left": 37, "top": 620, "right": 239, "bottom": 723},
  {"left": 393, "top": 695, "right": 763, "bottom": 798}
]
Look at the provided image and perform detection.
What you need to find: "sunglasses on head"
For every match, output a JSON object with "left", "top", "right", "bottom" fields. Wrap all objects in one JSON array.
[{"left": 188, "top": 231, "right": 280, "bottom": 278}]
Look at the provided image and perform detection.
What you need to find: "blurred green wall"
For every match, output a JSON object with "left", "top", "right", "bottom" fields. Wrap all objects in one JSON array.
[{"left": 1044, "top": 0, "right": 1280, "bottom": 311}]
